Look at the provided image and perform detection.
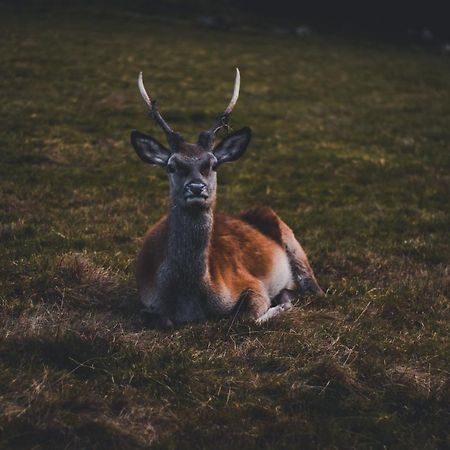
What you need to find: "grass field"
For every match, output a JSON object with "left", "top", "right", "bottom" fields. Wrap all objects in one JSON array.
[{"left": 1, "top": 7, "right": 449, "bottom": 449}]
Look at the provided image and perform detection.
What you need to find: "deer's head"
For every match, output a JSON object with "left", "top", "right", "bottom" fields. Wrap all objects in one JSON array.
[{"left": 131, "top": 69, "right": 251, "bottom": 210}]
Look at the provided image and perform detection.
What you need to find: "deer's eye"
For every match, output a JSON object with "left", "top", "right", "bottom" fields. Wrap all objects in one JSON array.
[
  {"left": 167, "top": 161, "right": 189, "bottom": 176},
  {"left": 200, "top": 162, "right": 212, "bottom": 176}
]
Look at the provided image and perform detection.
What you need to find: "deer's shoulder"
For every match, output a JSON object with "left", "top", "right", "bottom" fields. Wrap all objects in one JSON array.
[
  {"left": 142, "top": 215, "right": 169, "bottom": 245},
  {"left": 137, "top": 215, "right": 168, "bottom": 282}
]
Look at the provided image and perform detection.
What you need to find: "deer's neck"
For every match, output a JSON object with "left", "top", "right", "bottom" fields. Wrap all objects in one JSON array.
[{"left": 166, "top": 204, "right": 213, "bottom": 283}]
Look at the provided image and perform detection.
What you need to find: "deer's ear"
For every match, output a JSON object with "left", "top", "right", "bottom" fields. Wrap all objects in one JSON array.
[
  {"left": 130, "top": 130, "right": 171, "bottom": 167},
  {"left": 213, "top": 127, "right": 251, "bottom": 165}
]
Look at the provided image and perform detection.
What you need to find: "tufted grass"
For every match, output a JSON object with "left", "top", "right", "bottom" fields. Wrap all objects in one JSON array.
[{"left": 1, "top": 6, "right": 449, "bottom": 449}]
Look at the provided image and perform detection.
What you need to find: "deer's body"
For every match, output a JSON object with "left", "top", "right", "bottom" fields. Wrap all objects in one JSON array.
[
  {"left": 131, "top": 69, "right": 323, "bottom": 326},
  {"left": 137, "top": 206, "right": 321, "bottom": 325}
]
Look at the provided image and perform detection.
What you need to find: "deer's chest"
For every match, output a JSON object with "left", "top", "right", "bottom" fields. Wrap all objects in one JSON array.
[{"left": 157, "top": 264, "right": 210, "bottom": 323}]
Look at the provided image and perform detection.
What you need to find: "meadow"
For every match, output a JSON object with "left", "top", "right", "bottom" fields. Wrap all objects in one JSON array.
[{"left": 0, "top": 7, "right": 449, "bottom": 449}]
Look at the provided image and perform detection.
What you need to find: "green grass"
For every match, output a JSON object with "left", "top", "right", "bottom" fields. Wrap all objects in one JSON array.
[{"left": 1, "top": 8, "right": 449, "bottom": 449}]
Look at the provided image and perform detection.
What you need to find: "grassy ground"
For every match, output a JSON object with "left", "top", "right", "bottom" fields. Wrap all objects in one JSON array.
[{"left": 1, "top": 8, "right": 449, "bottom": 449}]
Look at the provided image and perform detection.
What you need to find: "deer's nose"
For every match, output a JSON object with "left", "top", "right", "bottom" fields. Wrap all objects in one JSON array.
[{"left": 185, "top": 182, "right": 207, "bottom": 197}]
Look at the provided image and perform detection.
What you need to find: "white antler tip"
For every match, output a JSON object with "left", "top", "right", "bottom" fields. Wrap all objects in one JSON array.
[
  {"left": 224, "top": 67, "right": 240, "bottom": 115},
  {"left": 138, "top": 71, "right": 152, "bottom": 108}
]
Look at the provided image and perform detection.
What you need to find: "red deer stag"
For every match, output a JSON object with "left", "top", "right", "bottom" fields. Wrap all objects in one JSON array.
[{"left": 131, "top": 69, "right": 323, "bottom": 327}]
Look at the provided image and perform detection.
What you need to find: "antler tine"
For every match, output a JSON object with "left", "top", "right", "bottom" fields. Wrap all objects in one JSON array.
[{"left": 137, "top": 72, "right": 175, "bottom": 139}]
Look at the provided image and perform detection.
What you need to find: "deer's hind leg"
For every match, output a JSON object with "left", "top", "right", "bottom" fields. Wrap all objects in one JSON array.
[
  {"left": 239, "top": 207, "right": 323, "bottom": 296},
  {"left": 279, "top": 221, "right": 324, "bottom": 296},
  {"left": 272, "top": 288, "right": 295, "bottom": 310},
  {"left": 255, "top": 289, "right": 295, "bottom": 324},
  {"left": 237, "top": 282, "right": 290, "bottom": 324}
]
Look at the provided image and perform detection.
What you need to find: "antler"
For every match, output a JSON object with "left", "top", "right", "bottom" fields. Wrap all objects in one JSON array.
[
  {"left": 198, "top": 68, "right": 241, "bottom": 148},
  {"left": 138, "top": 72, "right": 181, "bottom": 146},
  {"left": 222, "top": 67, "right": 240, "bottom": 119}
]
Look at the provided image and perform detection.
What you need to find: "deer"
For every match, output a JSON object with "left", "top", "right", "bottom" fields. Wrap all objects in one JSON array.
[{"left": 130, "top": 69, "right": 323, "bottom": 327}]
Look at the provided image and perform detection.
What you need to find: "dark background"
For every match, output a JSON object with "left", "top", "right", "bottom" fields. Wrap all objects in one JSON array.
[{"left": 4, "top": 0, "right": 450, "bottom": 40}]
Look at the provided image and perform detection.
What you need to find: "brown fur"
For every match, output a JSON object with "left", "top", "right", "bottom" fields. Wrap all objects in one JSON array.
[
  {"left": 208, "top": 214, "right": 279, "bottom": 298},
  {"left": 239, "top": 206, "right": 283, "bottom": 246},
  {"left": 138, "top": 212, "right": 280, "bottom": 295},
  {"left": 137, "top": 207, "right": 322, "bottom": 322},
  {"left": 136, "top": 216, "right": 168, "bottom": 293}
]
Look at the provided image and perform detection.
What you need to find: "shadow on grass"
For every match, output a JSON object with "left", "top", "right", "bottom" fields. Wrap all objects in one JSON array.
[{"left": 4, "top": 415, "right": 151, "bottom": 450}]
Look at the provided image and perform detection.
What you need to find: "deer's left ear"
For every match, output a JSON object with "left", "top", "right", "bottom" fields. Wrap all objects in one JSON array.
[
  {"left": 213, "top": 127, "right": 252, "bottom": 165},
  {"left": 130, "top": 130, "right": 171, "bottom": 167}
]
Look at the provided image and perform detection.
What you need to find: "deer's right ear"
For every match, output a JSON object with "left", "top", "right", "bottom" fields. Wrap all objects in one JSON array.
[
  {"left": 130, "top": 130, "right": 171, "bottom": 167},
  {"left": 213, "top": 127, "right": 252, "bottom": 165}
]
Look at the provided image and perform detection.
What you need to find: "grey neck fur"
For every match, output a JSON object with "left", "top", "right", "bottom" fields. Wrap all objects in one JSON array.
[{"left": 166, "top": 203, "right": 213, "bottom": 285}]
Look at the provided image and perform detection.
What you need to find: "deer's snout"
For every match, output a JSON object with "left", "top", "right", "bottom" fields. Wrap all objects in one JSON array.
[{"left": 185, "top": 182, "right": 208, "bottom": 198}]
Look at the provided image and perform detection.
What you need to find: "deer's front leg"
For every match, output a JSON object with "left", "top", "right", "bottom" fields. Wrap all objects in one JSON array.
[
  {"left": 140, "top": 287, "right": 174, "bottom": 328},
  {"left": 141, "top": 308, "right": 174, "bottom": 328}
]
